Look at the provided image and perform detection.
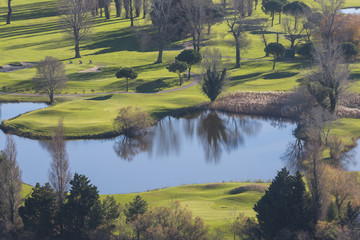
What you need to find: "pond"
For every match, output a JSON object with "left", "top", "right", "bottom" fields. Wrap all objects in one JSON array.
[
  {"left": 339, "top": 8, "right": 360, "bottom": 14},
  {"left": 0, "top": 102, "right": 356, "bottom": 194}
]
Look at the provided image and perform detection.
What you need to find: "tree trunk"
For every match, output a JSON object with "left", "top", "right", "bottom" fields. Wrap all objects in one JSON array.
[
  {"left": 179, "top": 75, "right": 182, "bottom": 86},
  {"left": 130, "top": 0, "right": 134, "bottom": 27},
  {"left": 196, "top": 32, "right": 201, "bottom": 52},
  {"left": 126, "top": 78, "right": 129, "bottom": 92},
  {"left": 188, "top": 65, "right": 191, "bottom": 80},
  {"left": 143, "top": 0, "right": 147, "bottom": 18},
  {"left": 104, "top": 4, "right": 110, "bottom": 19},
  {"left": 50, "top": 91, "right": 54, "bottom": 104},
  {"left": 278, "top": 12, "right": 281, "bottom": 24},
  {"left": 192, "top": 33, "right": 196, "bottom": 50},
  {"left": 271, "top": 12, "right": 274, "bottom": 27},
  {"left": 75, "top": 39, "right": 81, "bottom": 58},
  {"left": 7, "top": 0, "right": 12, "bottom": 24},
  {"left": 235, "top": 37, "right": 241, "bottom": 68},
  {"left": 273, "top": 57, "right": 276, "bottom": 70},
  {"left": 207, "top": 24, "right": 211, "bottom": 35},
  {"left": 155, "top": 45, "right": 163, "bottom": 64},
  {"left": 115, "top": 0, "right": 122, "bottom": 17}
]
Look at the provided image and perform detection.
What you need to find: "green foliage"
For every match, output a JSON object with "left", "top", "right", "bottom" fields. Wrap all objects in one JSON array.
[
  {"left": 265, "top": 42, "right": 285, "bottom": 70},
  {"left": 167, "top": 61, "right": 188, "bottom": 85},
  {"left": 341, "top": 42, "right": 359, "bottom": 62},
  {"left": 19, "top": 183, "right": 58, "bottom": 239},
  {"left": 283, "top": 1, "right": 310, "bottom": 17},
  {"left": 297, "top": 42, "right": 314, "bottom": 59},
  {"left": 116, "top": 67, "right": 138, "bottom": 92},
  {"left": 341, "top": 202, "right": 360, "bottom": 229},
  {"left": 254, "top": 168, "right": 314, "bottom": 239},
  {"left": 176, "top": 49, "right": 202, "bottom": 79},
  {"left": 61, "top": 173, "right": 102, "bottom": 240},
  {"left": 326, "top": 202, "right": 338, "bottom": 222},
  {"left": 124, "top": 195, "right": 148, "bottom": 222},
  {"left": 101, "top": 196, "right": 121, "bottom": 229},
  {"left": 261, "top": 0, "right": 284, "bottom": 26},
  {"left": 201, "top": 68, "right": 227, "bottom": 102}
]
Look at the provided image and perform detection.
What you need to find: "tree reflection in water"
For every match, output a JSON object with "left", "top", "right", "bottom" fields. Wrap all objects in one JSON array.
[{"left": 113, "top": 111, "right": 262, "bottom": 163}]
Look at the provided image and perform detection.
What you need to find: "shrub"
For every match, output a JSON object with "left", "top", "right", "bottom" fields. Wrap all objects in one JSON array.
[
  {"left": 297, "top": 42, "right": 314, "bottom": 59},
  {"left": 113, "top": 106, "right": 151, "bottom": 137}
]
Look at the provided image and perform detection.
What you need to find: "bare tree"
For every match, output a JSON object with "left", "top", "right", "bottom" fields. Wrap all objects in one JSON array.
[
  {"left": 225, "top": 0, "right": 252, "bottom": 68},
  {"left": 302, "top": 43, "right": 349, "bottom": 113},
  {"left": 258, "top": 20, "right": 270, "bottom": 56},
  {"left": 282, "top": 17, "right": 306, "bottom": 49},
  {"left": 6, "top": 0, "right": 12, "bottom": 24},
  {"left": 181, "top": 0, "right": 208, "bottom": 52},
  {"left": 0, "top": 136, "right": 22, "bottom": 234},
  {"left": 58, "top": 0, "right": 93, "bottom": 58},
  {"left": 130, "top": 0, "right": 135, "bottom": 27},
  {"left": 316, "top": 0, "right": 345, "bottom": 49},
  {"left": 325, "top": 166, "right": 359, "bottom": 217},
  {"left": 150, "top": 0, "right": 176, "bottom": 63},
  {"left": 33, "top": 56, "right": 67, "bottom": 104},
  {"left": 49, "top": 119, "right": 71, "bottom": 207}
]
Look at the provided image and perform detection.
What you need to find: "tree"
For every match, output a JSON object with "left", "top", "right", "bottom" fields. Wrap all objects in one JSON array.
[
  {"left": 124, "top": 0, "right": 130, "bottom": 18},
  {"left": 115, "top": 0, "right": 122, "bottom": 17},
  {"left": 19, "top": 183, "right": 58, "bottom": 239},
  {"left": 225, "top": 0, "right": 252, "bottom": 68},
  {"left": 104, "top": 0, "right": 111, "bottom": 19},
  {"left": 58, "top": 0, "right": 93, "bottom": 58},
  {"left": 124, "top": 195, "right": 148, "bottom": 222},
  {"left": 49, "top": 119, "right": 71, "bottom": 207},
  {"left": 201, "top": 48, "right": 227, "bottom": 102},
  {"left": 6, "top": 0, "right": 12, "bottom": 24},
  {"left": 264, "top": 42, "right": 285, "bottom": 70},
  {"left": 0, "top": 136, "right": 22, "bottom": 235},
  {"left": 167, "top": 61, "right": 188, "bottom": 85},
  {"left": 61, "top": 173, "right": 102, "bottom": 240},
  {"left": 282, "top": 17, "right": 306, "bottom": 49},
  {"left": 150, "top": 0, "right": 179, "bottom": 63},
  {"left": 116, "top": 67, "right": 138, "bottom": 92},
  {"left": 254, "top": 168, "right": 313, "bottom": 239},
  {"left": 297, "top": 41, "right": 314, "bottom": 59},
  {"left": 33, "top": 56, "right": 67, "bottom": 104},
  {"left": 129, "top": 0, "right": 135, "bottom": 27},
  {"left": 176, "top": 49, "right": 202, "bottom": 80},
  {"left": 283, "top": 1, "right": 310, "bottom": 30},
  {"left": 341, "top": 42, "right": 359, "bottom": 63},
  {"left": 143, "top": 0, "right": 148, "bottom": 18},
  {"left": 325, "top": 166, "right": 359, "bottom": 218},
  {"left": 302, "top": 43, "right": 349, "bottom": 113},
  {"left": 134, "top": 0, "right": 141, "bottom": 17},
  {"left": 181, "top": 0, "right": 208, "bottom": 52},
  {"left": 113, "top": 106, "right": 151, "bottom": 137},
  {"left": 262, "top": 0, "right": 284, "bottom": 27}
]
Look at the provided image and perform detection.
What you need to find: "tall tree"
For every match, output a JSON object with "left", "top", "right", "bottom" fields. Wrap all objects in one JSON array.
[
  {"left": 262, "top": 0, "right": 283, "bottom": 27},
  {"left": 6, "top": 0, "right": 12, "bottom": 24},
  {"left": 283, "top": 1, "right": 310, "bottom": 30},
  {"left": 130, "top": 0, "right": 135, "bottom": 27},
  {"left": 49, "top": 119, "right": 71, "bottom": 207},
  {"left": 62, "top": 173, "right": 102, "bottom": 240},
  {"left": 33, "top": 56, "right": 67, "bottom": 104},
  {"left": 0, "top": 136, "right": 22, "bottom": 235},
  {"left": 134, "top": 0, "right": 142, "bottom": 17},
  {"left": 58, "top": 0, "right": 93, "bottom": 58},
  {"left": 254, "top": 168, "right": 313, "bottom": 239},
  {"left": 123, "top": 0, "right": 130, "bottom": 18},
  {"left": 226, "top": 0, "right": 251, "bottom": 68},
  {"left": 124, "top": 195, "right": 148, "bottom": 222},
  {"left": 115, "top": 0, "right": 122, "bottom": 17},
  {"left": 104, "top": 0, "right": 111, "bottom": 19},
  {"left": 181, "top": 0, "right": 208, "bottom": 52},
  {"left": 150, "top": 0, "right": 177, "bottom": 63}
]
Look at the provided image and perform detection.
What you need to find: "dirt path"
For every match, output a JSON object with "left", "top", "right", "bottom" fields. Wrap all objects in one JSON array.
[
  {"left": 0, "top": 73, "right": 201, "bottom": 98},
  {"left": 0, "top": 62, "right": 37, "bottom": 73},
  {"left": 78, "top": 65, "right": 106, "bottom": 73}
]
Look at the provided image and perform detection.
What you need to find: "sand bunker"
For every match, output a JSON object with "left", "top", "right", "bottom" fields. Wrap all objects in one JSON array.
[
  {"left": 0, "top": 62, "right": 37, "bottom": 73},
  {"left": 78, "top": 65, "right": 105, "bottom": 73}
]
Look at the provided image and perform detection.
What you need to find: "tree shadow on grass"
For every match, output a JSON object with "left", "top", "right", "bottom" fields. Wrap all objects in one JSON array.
[
  {"left": 135, "top": 78, "right": 177, "bottom": 93},
  {"left": 227, "top": 72, "right": 264, "bottom": 87},
  {"left": 263, "top": 71, "right": 299, "bottom": 80},
  {"left": 0, "top": 21, "right": 60, "bottom": 39},
  {"left": 1, "top": 1, "right": 57, "bottom": 22}
]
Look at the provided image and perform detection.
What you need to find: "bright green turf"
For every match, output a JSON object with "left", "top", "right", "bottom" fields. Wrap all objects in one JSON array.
[{"left": 1, "top": 0, "right": 360, "bottom": 138}]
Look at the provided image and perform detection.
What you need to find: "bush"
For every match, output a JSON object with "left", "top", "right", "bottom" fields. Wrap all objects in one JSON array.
[
  {"left": 113, "top": 106, "right": 151, "bottom": 137},
  {"left": 297, "top": 42, "right": 314, "bottom": 59},
  {"left": 341, "top": 42, "right": 359, "bottom": 62}
]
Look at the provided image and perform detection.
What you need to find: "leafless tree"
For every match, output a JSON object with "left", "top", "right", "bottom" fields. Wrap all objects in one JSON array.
[
  {"left": 258, "top": 20, "right": 270, "bottom": 56},
  {"left": 48, "top": 119, "right": 71, "bottom": 207},
  {"left": 6, "top": 0, "right": 12, "bottom": 24},
  {"left": 225, "top": 0, "right": 252, "bottom": 68},
  {"left": 181, "top": 0, "right": 208, "bottom": 52},
  {"left": 316, "top": 0, "right": 345, "bottom": 49},
  {"left": 302, "top": 43, "right": 349, "bottom": 113},
  {"left": 58, "top": 0, "right": 93, "bottom": 58},
  {"left": 282, "top": 17, "right": 306, "bottom": 49},
  {"left": 150, "top": 0, "right": 176, "bottom": 63},
  {"left": 325, "top": 166, "right": 359, "bottom": 217},
  {"left": 0, "top": 136, "right": 22, "bottom": 234},
  {"left": 33, "top": 56, "right": 67, "bottom": 104}
]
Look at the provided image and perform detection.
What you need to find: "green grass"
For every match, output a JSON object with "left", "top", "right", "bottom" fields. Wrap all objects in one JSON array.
[{"left": 1, "top": 0, "right": 360, "bottom": 139}]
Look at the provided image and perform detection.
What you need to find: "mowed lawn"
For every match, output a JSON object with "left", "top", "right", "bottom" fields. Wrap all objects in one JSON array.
[{"left": 1, "top": 0, "right": 360, "bottom": 139}]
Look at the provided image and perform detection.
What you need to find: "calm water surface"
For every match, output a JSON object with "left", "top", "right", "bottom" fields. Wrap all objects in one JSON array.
[
  {"left": 0, "top": 102, "right": 319, "bottom": 194},
  {"left": 339, "top": 8, "right": 360, "bottom": 14}
]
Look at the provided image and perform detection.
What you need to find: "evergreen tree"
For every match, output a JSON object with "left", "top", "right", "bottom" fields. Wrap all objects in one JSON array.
[
  {"left": 19, "top": 183, "right": 58, "bottom": 239},
  {"left": 254, "top": 168, "right": 313, "bottom": 239},
  {"left": 61, "top": 173, "right": 102, "bottom": 240},
  {"left": 124, "top": 195, "right": 148, "bottom": 222}
]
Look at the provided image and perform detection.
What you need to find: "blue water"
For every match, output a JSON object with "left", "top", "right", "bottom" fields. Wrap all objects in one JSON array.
[
  {"left": 339, "top": 8, "right": 360, "bottom": 14},
  {"left": 0, "top": 103, "right": 298, "bottom": 194}
]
